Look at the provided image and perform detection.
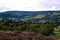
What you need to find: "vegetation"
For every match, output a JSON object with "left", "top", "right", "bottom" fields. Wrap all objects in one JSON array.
[{"left": 0, "top": 19, "right": 60, "bottom": 36}]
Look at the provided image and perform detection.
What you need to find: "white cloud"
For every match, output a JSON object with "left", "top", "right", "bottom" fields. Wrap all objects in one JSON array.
[
  {"left": 41, "top": 6, "right": 58, "bottom": 11},
  {"left": 38, "top": 0, "right": 60, "bottom": 10},
  {"left": 0, "top": 0, "right": 39, "bottom": 11},
  {"left": 0, "top": 0, "right": 60, "bottom": 12}
]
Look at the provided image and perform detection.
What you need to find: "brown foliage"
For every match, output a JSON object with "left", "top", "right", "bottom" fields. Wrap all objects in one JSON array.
[{"left": 0, "top": 31, "right": 57, "bottom": 40}]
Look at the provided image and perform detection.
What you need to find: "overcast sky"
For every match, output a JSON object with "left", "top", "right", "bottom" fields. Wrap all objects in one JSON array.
[{"left": 0, "top": 0, "right": 60, "bottom": 12}]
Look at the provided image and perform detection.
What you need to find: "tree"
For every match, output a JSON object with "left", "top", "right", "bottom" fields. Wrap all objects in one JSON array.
[{"left": 38, "top": 23, "right": 54, "bottom": 36}]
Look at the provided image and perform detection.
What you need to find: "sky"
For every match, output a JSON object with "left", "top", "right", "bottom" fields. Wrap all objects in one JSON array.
[{"left": 0, "top": 0, "right": 60, "bottom": 12}]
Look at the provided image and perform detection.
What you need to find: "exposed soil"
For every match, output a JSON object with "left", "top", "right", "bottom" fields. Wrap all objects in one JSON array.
[{"left": 0, "top": 30, "right": 58, "bottom": 40}]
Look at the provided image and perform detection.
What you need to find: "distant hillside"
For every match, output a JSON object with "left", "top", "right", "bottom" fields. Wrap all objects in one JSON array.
[
  {"left": 0, "top": 11, "right": 60, "bottom": 23},
  {"left": 32, "top": 14, "right": 46, "bottom": 19}
]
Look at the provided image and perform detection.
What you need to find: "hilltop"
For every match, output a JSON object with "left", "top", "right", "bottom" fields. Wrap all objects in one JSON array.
[{"left": 0, "top": 11, "right": 60, "bottom": 23}]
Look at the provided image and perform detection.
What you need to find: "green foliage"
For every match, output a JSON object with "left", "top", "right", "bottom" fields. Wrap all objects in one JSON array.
[
  {"left": 39, "top": 23, "right": 54, "bottom": 36},
  {"left": 0, "top": 20, "right": 59, "bottom": 36}
]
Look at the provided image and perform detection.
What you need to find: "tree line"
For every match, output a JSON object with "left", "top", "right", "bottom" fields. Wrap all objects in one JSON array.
[{"left": 0, "top": 19, "right": 59, "bottom": 36}]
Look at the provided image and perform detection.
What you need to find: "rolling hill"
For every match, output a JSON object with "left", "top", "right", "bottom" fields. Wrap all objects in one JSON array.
[{"left": 0, "top": 11, "right": 60, "bottom": 23}]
